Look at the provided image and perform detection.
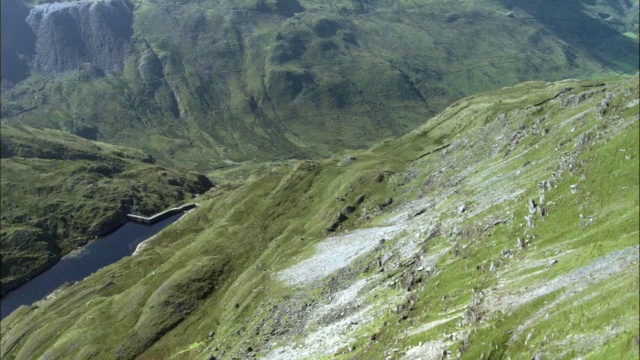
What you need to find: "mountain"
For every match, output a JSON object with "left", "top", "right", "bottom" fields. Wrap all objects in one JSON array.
[
  {"left": 0, "top": 123, "right": 213, "bottom": 295},
  {"left": 1, "top": 74, "right": 637, "bottom": 359},
  {"left": 0, "top": 0, "right": 638, "bottom": 357},
  {"left": 1, "top": 0, "right": 638, "bottom": 170}
]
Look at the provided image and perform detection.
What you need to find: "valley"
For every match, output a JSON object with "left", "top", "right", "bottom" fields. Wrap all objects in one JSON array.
[
  {"left": 0, "top": 124, "right": 213, "bottom": 295},
  {"left": 1, "top": 74, "right": 638, "bottom": 359}
]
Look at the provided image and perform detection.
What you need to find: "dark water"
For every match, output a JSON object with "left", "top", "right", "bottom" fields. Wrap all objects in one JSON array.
[{"left": 0, "top": 213, "right": 183, "bottom": 319}]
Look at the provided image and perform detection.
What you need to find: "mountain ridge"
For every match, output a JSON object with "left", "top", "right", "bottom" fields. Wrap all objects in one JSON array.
[
  {"left": 1, "top": 74, "right": 637, "bottom": 359},
  {"left": 2, "top": 0, "right": 638, "bottom": 170}
]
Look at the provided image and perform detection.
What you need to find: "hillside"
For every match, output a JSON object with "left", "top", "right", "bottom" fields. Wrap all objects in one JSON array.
[
  {"left": 0, "top": 124, "right": 213, "bottom": 295},
  {"left": 1, "top": 75, "right": 637, "bottom": 359},
  {"left": 1, "top": 0, "right": 638, "bottom": 170}
]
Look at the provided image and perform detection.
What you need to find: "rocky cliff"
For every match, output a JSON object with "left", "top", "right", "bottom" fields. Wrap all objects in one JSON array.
[
  {"left": 0, "top": 0, "right": 35, "bottom": 84},
  {"left": 25, "top": 0, "right": 133, "bottom": 76}
]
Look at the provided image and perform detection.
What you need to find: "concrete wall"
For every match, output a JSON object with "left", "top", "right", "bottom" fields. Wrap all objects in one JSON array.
[{"left": 126, "top": 203, "right": 197, "bottom": 225}]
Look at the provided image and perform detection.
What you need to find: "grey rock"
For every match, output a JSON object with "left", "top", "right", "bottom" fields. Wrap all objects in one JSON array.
[
  {"left": 525, "top": 215, "right": 534, "bottom": 228},
  {"left": 539, "top": 180, "right": 548, "bottom": 189},
  {"left": 1, "top": 0, "right": 35, "bottom": 83},
  {"left": 532, "top": 349, "right": 543, "bottom": 360},
  {"left": 412, "top": 207, "right": 428, "bottom": 217},
  {"left": 26, "top": 0, "right": 133, "bottom": 76},
  {"left": 463, "top": 308, "right": 477, "bottom": 324},
  {"left": 493, "top": 219, "right": 508, "bottom": 226},
  {"left": 338, "top": 156, "right": 356, "bottom": 166},
  {"left": 525, "top": 332, "right": 533, "bottom": 345},
  {"left": 537, "top": 206, "right": 547, "bottom": 217},
  {"left": 326, "top": 212, "right": 348, "bottom": 232},
  {"left": 562, "top": 94, "right": 577, "bottom": 107},
  {"left": 597, "top": 92, "right": 612, "bottom": 117}
]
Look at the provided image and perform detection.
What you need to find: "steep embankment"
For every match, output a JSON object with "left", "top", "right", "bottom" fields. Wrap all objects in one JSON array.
[
  {"left": 1, "top": 0, "right": 638, "bottom": 169},
  {"left": 0, "top": 124, "right": 213, "bottom": 296},
  {"left": 1, "top": 75, "right": 637, "bottom": 359}
]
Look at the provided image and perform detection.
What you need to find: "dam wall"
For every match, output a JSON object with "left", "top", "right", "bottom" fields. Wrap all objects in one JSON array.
[{"left": 126, "top": 203, "right": 198, "bottom": 225}]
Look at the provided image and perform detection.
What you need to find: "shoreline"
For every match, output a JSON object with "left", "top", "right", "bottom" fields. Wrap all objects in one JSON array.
[
  {"left": 131, "top": 207, "right": 196, "bottom": 256},
  {"left": 1, "top": 204, "right": 199, "bottom": 301}
]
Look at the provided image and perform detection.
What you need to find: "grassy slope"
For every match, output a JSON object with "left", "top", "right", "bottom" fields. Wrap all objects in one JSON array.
[
  {"left": 1, "top": 75, "right": 637, "bottom": 359},
  {"left": 1, "top": 0, "right": 638, "bottom": 170},
  {"left": 0, "top": 124, "right": 213, "bottom": 295}
]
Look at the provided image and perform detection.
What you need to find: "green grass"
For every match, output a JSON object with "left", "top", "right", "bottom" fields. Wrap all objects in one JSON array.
[
  {"left": 1, "top": 74, "right": 638, "bottom": 359},
  {"left": 0, "top": 124, "right": 213, "bottom": 295},
  {"left": 624, "top": 31, "right": 639, "bottom": 40},
  {"left": 2, "top": 0, "right": 638, "bottom": 172}
]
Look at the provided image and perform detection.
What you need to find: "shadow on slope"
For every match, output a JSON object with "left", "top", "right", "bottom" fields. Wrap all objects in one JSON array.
[{"left": 504, "top": 0, "right": 639, "bottom": 73}]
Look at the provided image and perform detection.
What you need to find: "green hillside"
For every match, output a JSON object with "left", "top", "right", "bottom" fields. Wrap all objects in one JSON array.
[
  {"left": 0, "top": 124, "right": 213, "bottom": 295},
  {"left": 2, "top": 0, "right": 638, "bottom": 170},
  {"left": 1, "top": 74, "right": 637, "bottom": 359}
]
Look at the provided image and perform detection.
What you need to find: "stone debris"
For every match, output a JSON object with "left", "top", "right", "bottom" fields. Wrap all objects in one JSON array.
[
  {"left": 338, "top": 156, "right": 357, "bottom": 166},
  {"left": 525, "top": 215, "right": 534, "bottom": 229},
  {"left": 597, "top": 92, "right": 612, "bottom": 117},
  {"left": 532, "top": 349, "right": 543, "bottom": 360},
  {"left": 539, "top": 180, "right": 552, "bottom": 191}
]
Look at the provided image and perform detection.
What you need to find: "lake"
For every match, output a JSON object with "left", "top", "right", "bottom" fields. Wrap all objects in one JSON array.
[{"left": 0, "top": 213, "right": 183, "bottom": 319}]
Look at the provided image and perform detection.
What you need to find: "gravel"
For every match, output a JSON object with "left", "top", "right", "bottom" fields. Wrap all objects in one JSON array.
[{"left": 278, "top": 226, "right": 402, "bottom": 287}]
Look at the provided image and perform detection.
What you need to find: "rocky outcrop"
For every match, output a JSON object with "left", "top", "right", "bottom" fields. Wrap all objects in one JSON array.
[
  {"left": 0, "top": 0, "right": 35, "bottom": 83},
  {"left": 26, "top": 0, "right": 133, "bottom": 76}
]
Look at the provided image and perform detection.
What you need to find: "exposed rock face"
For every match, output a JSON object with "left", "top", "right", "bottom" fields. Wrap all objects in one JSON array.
[
  {"left": 0, "top": 0, "right": 35, "bottom": 83},
  {"left": 26, "top": 0, "right": 133, "bottom": 76}
]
